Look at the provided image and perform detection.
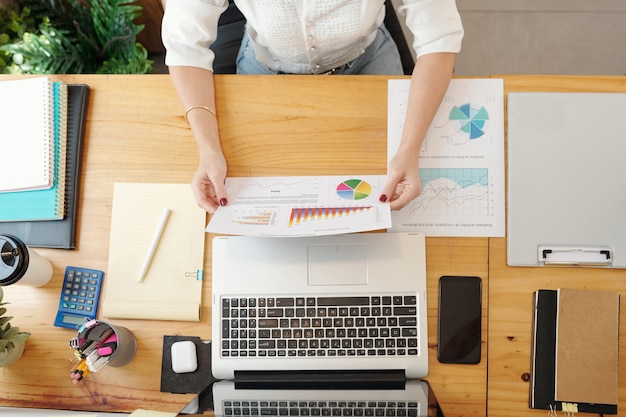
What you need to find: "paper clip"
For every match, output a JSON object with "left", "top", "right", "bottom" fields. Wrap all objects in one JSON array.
[
  {"left": 547, "top": 404, "right": 557, "bottom": 417},
  {"left": 561, "top": 402, "right": 578, "bottom": 417},
  {"left": 185, "top": 270, "right": 203, "bottom": 280},
  {"left": 77, "top": 319, "right": 98, "bottom": 334},
  {"left": 69, "top": 337, "right": 82, "bottom": 349}
]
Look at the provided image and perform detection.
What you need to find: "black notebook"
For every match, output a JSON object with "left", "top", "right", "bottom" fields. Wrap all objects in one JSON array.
[
  {"left": 0, "top": 84, "right": 90, "bottom": 249},
  {"left": 529, "top": 289, "right": 618, "bottom": 414}
]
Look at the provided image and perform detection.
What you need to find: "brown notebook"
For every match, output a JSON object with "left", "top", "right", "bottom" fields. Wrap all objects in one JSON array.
[{"left": 554, "top": 288, "right": 620, "bottom": 405}]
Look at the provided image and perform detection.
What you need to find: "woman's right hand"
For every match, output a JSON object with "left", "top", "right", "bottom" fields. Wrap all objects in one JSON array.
[{"left": 191, "top": 149, "right": 228, "bottom": 214}]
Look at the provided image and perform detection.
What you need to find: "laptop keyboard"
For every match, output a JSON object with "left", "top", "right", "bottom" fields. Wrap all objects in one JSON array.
[
  {"left": 220, "top": 295, "right": 419, "bottom": 358},
  {"left": 221, "top": 399, "right": 420, "bottom": 416}
]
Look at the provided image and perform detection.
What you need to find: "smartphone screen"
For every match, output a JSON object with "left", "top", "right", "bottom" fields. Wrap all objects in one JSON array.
[{"left": 437, "top": 275, "right": 482, "bottom": 364}]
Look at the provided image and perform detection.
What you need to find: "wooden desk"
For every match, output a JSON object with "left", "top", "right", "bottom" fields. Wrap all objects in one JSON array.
[
  {"left": 487, "top": 75, "right": 626, "bottom": 417},
  {"left": 0, "top": 74, "right": 488, "bottom": 415}
]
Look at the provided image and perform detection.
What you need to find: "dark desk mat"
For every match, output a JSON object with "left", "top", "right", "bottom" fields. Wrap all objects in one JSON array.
[{"left": 160, "top": 335, "right": 216, "bottom": 394}]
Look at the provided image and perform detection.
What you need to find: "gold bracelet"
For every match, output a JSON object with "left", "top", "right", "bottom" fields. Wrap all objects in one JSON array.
[{"left": 184, "top": 105, "right": 217, "bottom": 125}]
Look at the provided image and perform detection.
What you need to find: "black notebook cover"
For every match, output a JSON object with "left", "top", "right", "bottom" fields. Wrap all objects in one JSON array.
[
  {"left": 529, "top": 289, "right": 617, "bottom": 414},
  {"left": 0, "top": 84, "right": 90, "bottom": 249},
  {"left": 529, "top": 290, "right": 557, "bottom": 410}
]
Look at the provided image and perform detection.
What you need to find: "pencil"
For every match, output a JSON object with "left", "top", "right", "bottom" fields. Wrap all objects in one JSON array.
[{"left": 138, "top": 208, "right": 170, "bottom": 283}]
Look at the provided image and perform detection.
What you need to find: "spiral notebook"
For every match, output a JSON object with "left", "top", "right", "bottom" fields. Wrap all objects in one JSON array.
[
  {"left": 0, "top": 76, "right": 55, "bottom": 192},
  {"left": 0, "top": 84, "right": 90, "bottom": 248},
  {"left": 0, "top": 78, "right": 68, "bottom": 221}
]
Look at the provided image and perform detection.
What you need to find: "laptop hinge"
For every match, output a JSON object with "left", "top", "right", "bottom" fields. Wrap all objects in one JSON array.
[{"left": 234, "top": 370, "right": 406, "bottom": 390}]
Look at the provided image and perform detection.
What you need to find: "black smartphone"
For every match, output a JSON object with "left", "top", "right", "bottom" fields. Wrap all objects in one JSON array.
[{"left": 437, "top": 275, "right": 482, "bottom": 364}]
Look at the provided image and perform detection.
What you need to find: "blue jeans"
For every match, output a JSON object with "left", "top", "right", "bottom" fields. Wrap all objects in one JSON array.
[{"left": 236, "top": 25, "right": 404, "bottom": 75}]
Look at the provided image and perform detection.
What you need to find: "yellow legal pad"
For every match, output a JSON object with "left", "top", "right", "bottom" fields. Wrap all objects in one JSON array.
[{"left": 102, "top": 183, "right": 206, "bottom": 321}]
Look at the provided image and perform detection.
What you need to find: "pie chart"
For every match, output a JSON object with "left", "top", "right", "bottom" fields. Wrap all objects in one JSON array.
[
  {"left": 449, "top": 103, "right": 489, "bottom": 139},
  {"left": 336, "top": 179, "right": 372, "bottom": 200}
]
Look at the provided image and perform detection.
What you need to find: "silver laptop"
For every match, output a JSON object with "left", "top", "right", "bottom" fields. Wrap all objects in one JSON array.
[
  {"left": 179, "top": 379, "right": 443, "bottom": 416},
  {"left": 211, "top": 232, "right": 428, "bottom": 380}
]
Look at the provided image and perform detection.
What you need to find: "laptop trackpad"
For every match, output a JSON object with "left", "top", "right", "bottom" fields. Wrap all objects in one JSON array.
[{"left": 307, "top": 243, "right": 367, "bottom": 286}]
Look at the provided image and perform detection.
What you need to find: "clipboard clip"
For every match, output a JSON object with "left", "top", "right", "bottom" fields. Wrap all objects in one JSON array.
[{"left": 538, "top": 246, "right": 612, "bottom": 266}]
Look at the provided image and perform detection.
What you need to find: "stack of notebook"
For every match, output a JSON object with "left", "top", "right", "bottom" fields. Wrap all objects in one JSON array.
[
  {"left": 530, "top": 288, "right": 620, "bottom": 414},
  {"left": 0, "top": 77, "right": 90, "bottom": 248}
]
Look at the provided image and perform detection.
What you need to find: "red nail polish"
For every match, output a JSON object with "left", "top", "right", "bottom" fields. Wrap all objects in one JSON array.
[
  {"left": 219, "top": 198, "right": 228, "bottom": 206},
  {"left": 379, "top": 194, "right": 388, "bottom": 203}
]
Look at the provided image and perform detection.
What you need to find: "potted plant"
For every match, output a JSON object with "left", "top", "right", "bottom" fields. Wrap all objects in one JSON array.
[
  {"left": 0, "top": 287, "right": 31, "bottom": 366},
  {"left": 0, "top": 0, "right": 152, "bottom": 74}
]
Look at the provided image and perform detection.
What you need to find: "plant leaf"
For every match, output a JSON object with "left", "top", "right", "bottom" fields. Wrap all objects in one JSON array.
[
  {"left": 11, "top": 333, "right": 30, "bottom": 343},
  {"left": 1, "top": 0, "right": 152, "bottom": 74},
  {"left": 2, "top": 326, "right": 19, "bottom": 340}
]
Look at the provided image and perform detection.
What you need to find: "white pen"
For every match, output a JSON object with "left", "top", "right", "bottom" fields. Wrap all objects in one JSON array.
[{"left": 138, "top": 208, "right": 171, "bottom": 283}]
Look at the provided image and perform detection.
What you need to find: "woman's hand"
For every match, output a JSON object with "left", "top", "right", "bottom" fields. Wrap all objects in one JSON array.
[
  {"left": 191, "top": 149, "right": 228, "bottom": 214},
  {"left": 380, "top": 151, "right": 422, "bottom": 211}
]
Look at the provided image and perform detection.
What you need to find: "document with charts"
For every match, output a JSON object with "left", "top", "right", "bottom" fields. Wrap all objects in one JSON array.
[
  {"left": 206, "top": 175, "right": 391, "bottom": 237},
  {"left": 387, "top": 78, "right": 505, "bottom": 237}
]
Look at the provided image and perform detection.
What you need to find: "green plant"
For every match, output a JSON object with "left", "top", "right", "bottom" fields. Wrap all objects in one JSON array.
[
  {"left": 0, "top": 0, "right": 152, "bottom": 74},
  {"left": 0, "top": 4, "right": 38, "bottom": 71},
  {"left": 0, "top": 287, "right": 30, "bottom": 364}
]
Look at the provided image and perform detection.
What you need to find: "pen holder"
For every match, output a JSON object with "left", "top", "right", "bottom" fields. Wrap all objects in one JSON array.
[
  {"left": 102, "top": 321, "right": 137, "bottom": 367},
  {"left": 70, "top": 320, "right": 137, "bottom": 384},
  {"left": 0, "top": 234, "right": 52, "bottom": 287},
  {"left": 70, "top": 320, "right": 137, "bottom": 370}
]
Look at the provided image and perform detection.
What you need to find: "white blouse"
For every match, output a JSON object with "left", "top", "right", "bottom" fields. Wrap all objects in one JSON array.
[{"left": 162, "top": 0, "right": 464, "bottom": 74}]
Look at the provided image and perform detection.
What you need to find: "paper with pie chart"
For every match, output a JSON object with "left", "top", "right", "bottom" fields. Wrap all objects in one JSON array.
[
  {"left": 387, "top": 78, "right": 505, "bottom": 237},
  {"left": 206, "top": 175, "right": 391, "bottom": 237}
]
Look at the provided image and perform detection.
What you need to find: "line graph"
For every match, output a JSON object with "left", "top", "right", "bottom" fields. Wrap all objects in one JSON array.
[
  {"left": 410, "top": 168, "right": 490, "bottom": 216},
  {"left": 387, "top": 79, "right": 504, "bottom": 236}
]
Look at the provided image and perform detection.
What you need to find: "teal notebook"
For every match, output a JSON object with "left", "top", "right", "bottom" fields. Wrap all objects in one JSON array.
[{"left": 0, "top": 81, "right": 67, "bottom": 221}]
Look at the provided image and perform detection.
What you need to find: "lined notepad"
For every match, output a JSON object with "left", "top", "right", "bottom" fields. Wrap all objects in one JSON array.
[
  {"left": 102, "top": 183, "right": 207, "bottom": 321},
  {"left": 0, "top": 78, "right": 68, "bottom": 221}
]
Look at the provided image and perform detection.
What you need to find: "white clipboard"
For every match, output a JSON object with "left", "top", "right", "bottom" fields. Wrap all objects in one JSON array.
[{"left": 507, "top": 92, "right": 626, "bottom": 268}]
